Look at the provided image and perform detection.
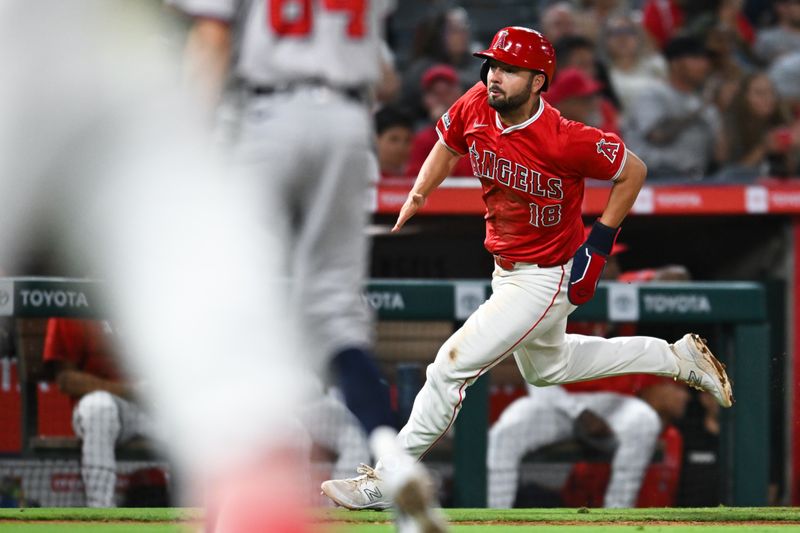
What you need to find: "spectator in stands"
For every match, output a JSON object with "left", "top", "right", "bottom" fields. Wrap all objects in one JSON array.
[
  {"left": 375, "top": 106, "right": 414, "bottom": 179},
  {"left": 641, "top": 0, "right": 754, "bottom": 50},
  {"left": 718, "top": 72, "right": 799, "bottom": 179},
  {"left": 600, "top": 13, "right": 667, "bottom": 117},
  {"left": 715, "top": 0, "right": 756, "bottom": 51},
  {"left": 540, "top": 2, "right": 578, "bottom": 43},
  {"left": 624, "top": 36, "right": 723, "bottom": 180},
  {"left": 641, "top": 0, "right": 694, "bottom": 50},
  {"left": 754, "top": 0, "right": 800, "bottom": 66},
  {"left": 554, "top": 36, "right": 622, "bottom": 133},
  {"left": 704, "top": 21, "right": 751, "bottom": 114},
  {"left": 769, "top": 50, "right": 800, "bottom": 114},
  {"left": 555, "top": 35, "right": 599, "bottom": 79},
  {"left": 401, "top": 7, "right": 482, "bottom": 120},
  {"left": 546, "top": 67, "right": 620, "bottom": 134},
  {"left": 407, "top": 65, "right": 473, "bottom": 178},
  {"left": 573, "top": 0, "right": 627, "bottom": 42},
  {"left": 43, "top": 318, "right": 154, "bottom": 507}
]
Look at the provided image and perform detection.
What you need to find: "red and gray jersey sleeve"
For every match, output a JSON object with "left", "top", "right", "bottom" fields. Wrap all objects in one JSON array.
[
  {"left": 166, "top": 0, "right": 237, "bottom": 20},
  {"left": 565, "top": 123, "right": 627, "bottom": 181},
  {"left": 435, "top": 85, "right": 481, "bottom": 156}
]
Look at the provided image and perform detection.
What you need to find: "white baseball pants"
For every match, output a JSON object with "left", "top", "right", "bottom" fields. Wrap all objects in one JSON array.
[
  {"left": 73, "top": 391, "right": 152, "bottom": 507},
  {"left": 487, "top": 385, "right": 661, "bottom": 508},
  {"left": 396, "top": 261, "right": 679, "bottom": 461}
]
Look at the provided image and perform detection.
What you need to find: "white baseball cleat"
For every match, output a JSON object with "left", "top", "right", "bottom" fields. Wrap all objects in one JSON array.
[
  {"left": 321, "top": 464, "right": 391, "bottom": 510},
  {"left": 672, "top": 333, "right": 733, "bottom": 408},
  {"left": 321, "top": 462, "right": 448, "bottom": 532}
]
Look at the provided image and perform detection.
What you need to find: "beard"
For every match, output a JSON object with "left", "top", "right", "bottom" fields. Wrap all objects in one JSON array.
[{"left": 487, "top": 78, "right": 534, "bottom": 113}]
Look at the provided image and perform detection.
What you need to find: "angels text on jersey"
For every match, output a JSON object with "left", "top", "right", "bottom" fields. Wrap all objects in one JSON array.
[{"left": 468, "top": 141, "right": 564, "bottom": 227}]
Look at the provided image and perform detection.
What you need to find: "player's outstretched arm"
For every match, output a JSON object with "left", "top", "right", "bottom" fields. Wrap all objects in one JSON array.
[{"left": 392, "top": 142, "right": 461, "bottom": 232}]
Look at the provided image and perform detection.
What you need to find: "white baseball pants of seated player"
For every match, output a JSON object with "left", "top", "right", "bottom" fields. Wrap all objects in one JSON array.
[
  {"left": 73, "top": 390, "right": 154, "bottom": 507},
  {"left": 396, "top": 261, "right": 679, "bottom": 462},
  {"left": 231, "top": 88, "right": 375, "bottom": 362},
  {"left": 487, "top": 384, "right": 661, "bottom": 508}
]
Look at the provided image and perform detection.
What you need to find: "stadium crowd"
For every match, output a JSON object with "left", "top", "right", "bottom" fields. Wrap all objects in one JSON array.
[{"left": 376, "top": 0, "right": 800, "bottom": 182}]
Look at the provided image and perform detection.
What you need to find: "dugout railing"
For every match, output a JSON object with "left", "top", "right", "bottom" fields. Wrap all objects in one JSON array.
[{"left": 0, "top": 277, "right": 769, "bottom": 507}]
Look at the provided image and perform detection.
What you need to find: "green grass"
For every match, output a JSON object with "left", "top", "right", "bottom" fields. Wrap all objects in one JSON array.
[
  {"left": 0, "top": 508, "right": 199, "bottom": 522},
  {"left": 2, "top": 526, "right": 796, "bottom": 533},
  {"left": 0, "top": 525, "right": 182, "bottom": 533},
  {"left": 324, "top": 507, "right": 800, "bottom": 523},
  {"left": 1, "top": 507, "right": 799, "bottom": 532}
]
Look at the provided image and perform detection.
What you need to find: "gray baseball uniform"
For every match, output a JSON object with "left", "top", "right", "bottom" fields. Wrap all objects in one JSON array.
[{"left": 169, "top": 0, "right": 395, "bottom": 359}]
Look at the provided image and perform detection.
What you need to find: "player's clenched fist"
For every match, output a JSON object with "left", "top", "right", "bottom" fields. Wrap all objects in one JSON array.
[
  {"left": 392, "top": 192, "right": 426, "bottom": 232},
  {"left": 568, "top": 220, "right": 620, "bottom": 305}
]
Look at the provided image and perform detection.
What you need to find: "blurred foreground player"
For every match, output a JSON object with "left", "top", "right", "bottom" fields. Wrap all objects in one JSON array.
[
  {"left": 0, "top": 2, "right": 316, "bottom": 531},
  {"left": 170, "top": 0, "right": 446, "bottom": 529},
  {"left": 322, "top": 26, "right": 733, "bottom": 510},
  {"left": 44, "top": 318, "right": 154, "bottom": 508}
]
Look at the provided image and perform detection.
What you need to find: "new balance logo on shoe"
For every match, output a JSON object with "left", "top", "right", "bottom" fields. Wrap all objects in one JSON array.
[{"left": 363, "top": 487, "right": 383, "bottom": 503}]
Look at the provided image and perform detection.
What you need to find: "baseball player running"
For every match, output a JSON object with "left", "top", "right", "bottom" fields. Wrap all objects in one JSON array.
[{"left": 322, "top": 26, "right": 733, "bottom": 510}]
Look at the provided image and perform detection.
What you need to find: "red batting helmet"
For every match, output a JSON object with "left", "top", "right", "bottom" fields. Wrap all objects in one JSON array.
[{"left": 474, "top": 26, "right": 556, "bottom": 91}]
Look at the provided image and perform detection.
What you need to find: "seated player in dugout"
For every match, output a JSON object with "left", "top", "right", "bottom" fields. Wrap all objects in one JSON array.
[
  {"left": 322, "top": 26, "right": 733, "bottom": 511},
  {"left": 489, "top": 373, "right": 690, "bottom": 509},
  {"left": 43, "top": 318, "right": 155, "bottom": 508}
]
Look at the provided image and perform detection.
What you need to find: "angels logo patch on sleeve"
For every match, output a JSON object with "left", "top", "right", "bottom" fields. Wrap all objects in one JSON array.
[
  {"left": 442, "top": 111, "right": 451, "bottom": 130},
  {"left": 596, "top": 138, "right": 620, "bottom": 163}
]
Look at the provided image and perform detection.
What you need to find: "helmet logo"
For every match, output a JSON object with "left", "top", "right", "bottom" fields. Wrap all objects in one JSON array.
[{"left": 493, "top": 30, "right": 509, "bottom": 51}]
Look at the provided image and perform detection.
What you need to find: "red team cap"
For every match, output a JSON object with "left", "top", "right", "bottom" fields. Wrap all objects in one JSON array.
[
  {"left": 546, "top": 67, "right": 604, "bottom": 105},
  {"left": 421, "top": 64, "right": 459, "bottom": 91},
  {"left": 474, "top": 26, "right": 557, "bottom": 90}
]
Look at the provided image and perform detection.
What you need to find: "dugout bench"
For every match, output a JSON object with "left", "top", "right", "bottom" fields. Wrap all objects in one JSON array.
[
  {"left": 0, "top": 278, "right": 153, "bottom": 460},
  {"left": 1, "top": 277, "right": 769, "bottom": 506}
]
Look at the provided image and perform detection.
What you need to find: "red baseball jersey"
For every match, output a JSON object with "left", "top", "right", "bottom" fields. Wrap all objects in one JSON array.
[
  {"left": 436, "top": 82, "right": 627, "bottom": 265},
  {"left": 43, "top": 318, "right": 121, "bottom": 384}
]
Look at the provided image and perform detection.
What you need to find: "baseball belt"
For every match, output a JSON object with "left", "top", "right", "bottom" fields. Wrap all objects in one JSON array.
[
  {"left": 494, "top": 255, "right": 565, "bottom": 271},
  {"left": 249, "top": 80, "right": 368, "bottom": 104}
]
